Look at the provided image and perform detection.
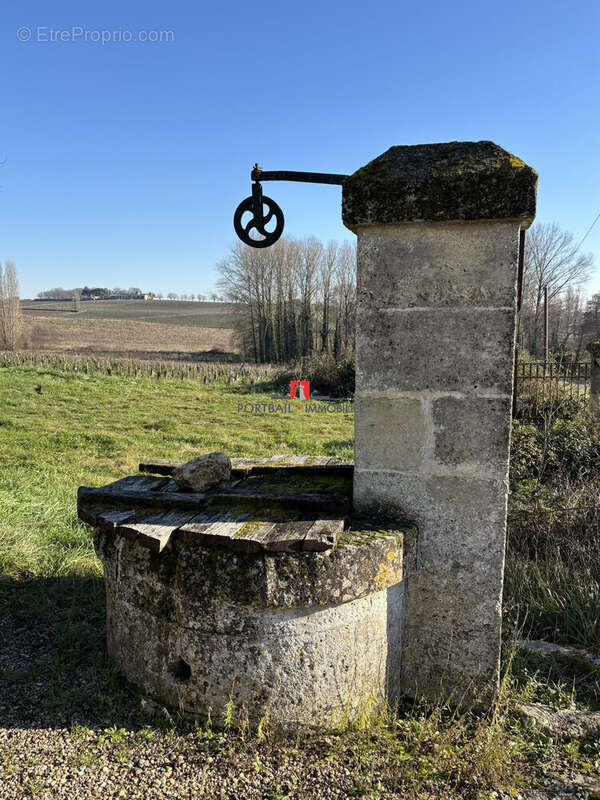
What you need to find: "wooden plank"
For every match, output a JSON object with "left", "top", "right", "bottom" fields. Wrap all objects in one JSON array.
[
  {"left": 77, "top": 486, "right": 208, "bottom": 510},
  {"left": 138, "top": 459, "right": 181, "bottom": 475},
  {"left": 232, "top": 476, "right": 265, "bottom": 492},
  {"left": 174, "top": 511, "right": 221, "bottom": 544},
  {"left": 177, "top": 513, "right": 259, "bottom": 552},
  {"left": 116, "top": 510, "right": 198, "bottom": 553},
  {"left": 96, "top": 508, "right": 139, "bottom": 531},
  {"left": 283, "top": 455, "right": 310, "bottom": 466},
  {"left": 176, "top": 512, "right": 345, "bottom": 553},
  {"left": 139, "top": 457, "right": 355, "bottom": 478},
  {"left": 302, "top": 517, "right": 345, "bottom": 551},
  {"left": 249, "top": 463, "right": 354, "bottom": 477},
  {"left": 77, "top": 501, "right": 111, "bottom": 526},
  {"left": 102, "top": 475, "right": 169, "bottom": 492},
  {"left": 253, "top": 519, "right": 314, "bottom": 551},
  {"left": 159, "top": 478, "right": 181, "bottom": 493},
  {"left": 210, "top": 490, "right": 351, "bottom": 513}
]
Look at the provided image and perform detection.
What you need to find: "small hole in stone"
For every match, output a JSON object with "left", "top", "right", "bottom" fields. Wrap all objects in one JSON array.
[{"left": 168, "top": 658, "right": 191, "bottom": 683}]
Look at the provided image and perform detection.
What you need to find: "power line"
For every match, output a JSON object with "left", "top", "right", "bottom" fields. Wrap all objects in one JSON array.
[{"left": 575, "top": 211, "right": 600, "bottom": 253}]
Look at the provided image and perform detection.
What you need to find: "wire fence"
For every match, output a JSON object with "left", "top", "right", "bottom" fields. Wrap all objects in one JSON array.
[{"left": 515, "top": 360, "right": 591, "bottom": 412}]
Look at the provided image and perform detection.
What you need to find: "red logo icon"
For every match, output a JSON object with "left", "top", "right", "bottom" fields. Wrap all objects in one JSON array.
[{"left": 290, "top": 380, "right": 310, "bottom": 400}]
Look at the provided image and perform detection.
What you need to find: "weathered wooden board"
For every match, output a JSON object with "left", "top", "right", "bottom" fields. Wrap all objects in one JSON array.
[
  {"left": 103, "top": 475, "right": 171, "bottom": 492},
  {"left": 115, "top": 510, "right": 199, "bottom": 553},
  {"left": 79, "top": 460, "right": 351, "bottom": 553},
  {"left": 78, "top": 486, "right": 208, "bottom": 510},
  {"left": 78, "top": 501, "right": 110, "bottom": 526},
  {"left": 176, "top": 512, "right": 344, "bottom": 553},
  {"left": 251, "top": 519, "right": 315, "bottom": 551},
  {"left": 96, "top": 508, "right": 139, "bottom": 531},
  {"left": 138, "top": 456, "right": 354, "bottom": 478},
  {"left": 136, "top": 460, "right": 179, "bottom": 476},
  {"left": 302, "top": 517, "right": 345, "bottom": 551},
  {"left": 177, "top": 514, "right": 256, "bottom": 552},
  {"left": 79, "top": 484, "right": 349, "bottom": 515},
  {"left": 210, "top": 490, "right": 351, "bottom": 513},
  {"left": 250, "top": 463, "right": 354, "bottom": 476}
]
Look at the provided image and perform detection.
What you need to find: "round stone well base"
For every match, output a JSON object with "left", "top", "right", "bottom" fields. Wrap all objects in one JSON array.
[
  {"left": 95, "top": 526, "right": 405, "bottom": 730},
  {"left": 79, "top": 456, "right": 410, "bottom": 730}
]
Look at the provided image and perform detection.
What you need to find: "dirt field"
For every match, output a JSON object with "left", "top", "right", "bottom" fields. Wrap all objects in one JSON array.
[{"left": 21, "top": 300, "right": 238, "bottom": 359}]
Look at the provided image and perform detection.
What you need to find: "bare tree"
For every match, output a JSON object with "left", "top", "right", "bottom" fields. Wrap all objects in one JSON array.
[
  {"left": 218, "top": 236, "right": 356, "bottom": 364},
  {"left": 319, "top": 241, "right": 337, "bottom": 353},
  {"left": 0, "top": 261, "right": 22, "bottom": 350},
  {"left": 521, "top": 222, "right": 593, "bottom": 356},
  {"left": 333, "top": 241, "right": 356, "bottom": 355}
]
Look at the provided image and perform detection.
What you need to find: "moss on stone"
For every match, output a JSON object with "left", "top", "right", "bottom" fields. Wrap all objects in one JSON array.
[
  {"left": 256, "top": 473, "right": 351, "bottom": 495},
  {"left": 336, "top": 527, "right": 404, "bottom": 548},
  {"left": 342, "top": 140, "right": 537, "bottom": 227}
]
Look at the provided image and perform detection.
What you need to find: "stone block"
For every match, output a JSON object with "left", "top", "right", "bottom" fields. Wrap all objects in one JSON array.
[
  {"left": 353, "top": 470, "right": 507, "bottom": 566},
  {"left": 354, "top": 469, "right": 507, "bottom": 699},
  {"left": 356, "top": 221, "right": 520, "bottom": 309},
  {"left": 432, "top": 395, "right": 512, "bottom": 468},
  {"left": 356, "top": 307, "right": 516, "bottom": 394},
  {"left": 343, "top": 140, "right": 537, "bottom": 227},
  {"left": 354, "top": 395, "right": 426, "bottom": 471}
]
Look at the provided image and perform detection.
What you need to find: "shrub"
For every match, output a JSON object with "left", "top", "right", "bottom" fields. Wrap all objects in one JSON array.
[
  {"left": 274, "top": 353, "right": 355, "bottom": 398},
  {"left": 515, "top": 384, "right": 586, "bottom": 426},
  {"left": 510, "top": 414, "right": 600, "bottom": 490}
]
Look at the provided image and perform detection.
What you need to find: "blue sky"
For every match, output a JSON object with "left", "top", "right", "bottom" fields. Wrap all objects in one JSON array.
[{"left": 2, "top": 0, "right": 599, "bottom": 299}]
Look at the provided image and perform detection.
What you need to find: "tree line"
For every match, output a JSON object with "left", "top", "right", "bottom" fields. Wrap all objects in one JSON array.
[
  {"left": 218, "top": 222, "right": 597, "bottom": 367},
  {"left": 36, "top": 286, "right": 224, "bottom": 302},
  {"left": 217, "top": 237, "right": 356, "bottom": 363},
  {"left": 518, "top": 222, "right": 596, "bottom": 362}
]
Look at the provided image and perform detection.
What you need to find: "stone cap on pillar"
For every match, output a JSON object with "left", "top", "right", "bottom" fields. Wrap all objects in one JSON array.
[{"left": 342, "top": 140, "right": 537, "bottom": 229}]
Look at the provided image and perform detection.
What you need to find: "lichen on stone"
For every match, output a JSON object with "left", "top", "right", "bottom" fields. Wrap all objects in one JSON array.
[{"left": 342, "top": 140, "right": 537, "bottom": 228}]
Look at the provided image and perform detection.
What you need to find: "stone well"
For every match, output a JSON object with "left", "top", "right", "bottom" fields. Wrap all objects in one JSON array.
[
  {"left": 80, "top": 140, "right": 538, "bottom": 724},
  {"left": 79, "top": 457, "right": 412, "bottom": 729}
]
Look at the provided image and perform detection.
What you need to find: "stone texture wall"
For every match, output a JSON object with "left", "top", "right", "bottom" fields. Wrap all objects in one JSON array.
[
  {"left": 93, "top": 526, "right": 406, "bottom": 729},
  {"left": 351, "top": 219, "right": 522, "bottom": 701}
]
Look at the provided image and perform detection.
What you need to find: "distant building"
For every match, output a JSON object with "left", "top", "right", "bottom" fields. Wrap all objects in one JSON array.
[{"left": 106, "top": 293, "right": 149, "bottom": 301}]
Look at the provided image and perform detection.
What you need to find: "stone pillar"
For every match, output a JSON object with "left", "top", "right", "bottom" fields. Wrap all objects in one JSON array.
[
  {"left": 586, "top": 341, "right": 600, "bottom": 419},
  {"left": 343, "top": 141, "right": 537, "bottom": 702}
]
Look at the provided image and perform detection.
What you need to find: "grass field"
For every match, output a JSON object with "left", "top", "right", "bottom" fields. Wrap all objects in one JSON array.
[
  {"left": 20, "top": 300, "right": 239, "bottom": 359},
  {"left": 1, "top": 364, "right": 600, "bottom": 798},
  {"left": 22, "top": 300, "right": 238, "bottom": 328},
  {"left": 0, "top": 365, "right": 352, "bottom": 576}
]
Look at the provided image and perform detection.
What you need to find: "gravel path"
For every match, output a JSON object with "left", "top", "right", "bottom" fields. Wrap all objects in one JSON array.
[{"left": 2, "top": 577, "right": 600, "bottom": 799}]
